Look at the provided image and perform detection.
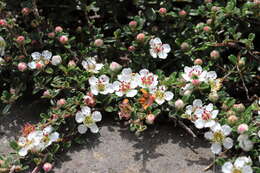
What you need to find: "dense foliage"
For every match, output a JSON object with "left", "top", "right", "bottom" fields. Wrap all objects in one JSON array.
[{"left": 0, "top": 0, "right": 259, "bottom": 172}]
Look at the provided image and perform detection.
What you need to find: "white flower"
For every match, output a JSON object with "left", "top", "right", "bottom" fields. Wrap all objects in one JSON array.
[
  {"left": 89, "top": 75, "right": 114, "bottom": 95},
  {"left": 237, "top": 134, "right": 254, "bottom": 152},
  {"left": 222, "top": 156, "right": 253, "bottom": 173},
  {"left": 39, "top": 126, "right": 60, "bottom": 149},
  {"left": 82, "top": 57, "right": 103, "bottom": 73},
  {"left": 204, "top": 123, "right": 233, "bottom": 154},
  {"left": 0, "top": 36, "right": 6, "bottom": 57},
  {"left": 51, "top": 55, "right": 62, "bottom": 66},
  {"left": 150, "top": 85, "right": 174, "bottom": 105},
  {"left": 182, "top": 65, "right": 208, "bottom": 83},
  {"left": 194, "top": 103, "right": 218, "bottom": 129},
  {"left": 28, "top": 50, "right": 52, "bottom": 69},
  {"left": 149, "top": 37, "right": 171, "bottom": 59},
  {"left": 113, "top": 68, "right": 138, "bottom": 97},
  {"left": 75, "top": 106, "right": 102, "bottom": 134},
  {"left": 17, "top": 130, "right": 43, "bottom": 156},
  {"left": 138, "top": 69, "right": 158, "bottom": 89},
  {"left": 185, "top": 99, "right": 203, "bottom": 120}
]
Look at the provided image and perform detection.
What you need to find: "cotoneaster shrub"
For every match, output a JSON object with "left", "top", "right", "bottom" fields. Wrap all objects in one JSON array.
[{"left": 0, "top": 0, "right": 259, "bottom": 172}]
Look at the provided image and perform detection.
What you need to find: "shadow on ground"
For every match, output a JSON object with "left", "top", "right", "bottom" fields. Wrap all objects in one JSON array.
[{"left": 0, "top": 101, "right": 220, "bottom": 173}]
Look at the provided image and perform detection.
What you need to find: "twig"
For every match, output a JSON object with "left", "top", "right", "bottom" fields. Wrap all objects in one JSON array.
[
  {"left": 204, "top": 150, "right": 229, "bottom": 172},
  {"left": 204, "top": 161, "right": 215, "bottom": 172},
  {"left": 178, "top": 120, "right": 197, "bottom": 138}
]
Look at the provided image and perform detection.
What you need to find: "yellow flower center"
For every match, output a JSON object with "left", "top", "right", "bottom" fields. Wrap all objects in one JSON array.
[
  {"left": 232, "top": 169, "right": 242, "bottom": 173},
  {"left": 97, "top": 83, "right": 105, "bottom": 91},
  {"left": 84, "top": 115, "right": 94, "bottom": 126},
  {"left": 155, "top": 91, "right": 164, "bottom": 99},
  {"left": 213, "top": 131, "right": 224, "bottom": 143}
]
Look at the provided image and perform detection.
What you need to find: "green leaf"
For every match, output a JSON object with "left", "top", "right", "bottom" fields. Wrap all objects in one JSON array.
[
  {"left": 9, "top": 141, "right": 19, "bottom": 151},
  {"left": 228, "top": 54, "right": 237, "bottom": 64},
  {"left": 2, "top": 104, "right": 11, "bottom": 115},
  {"left": 152, "top": 109, "right": 161, "bottom": 116},
  {"left": 105, "top": 106, "right": 114, "bottom": 112}
]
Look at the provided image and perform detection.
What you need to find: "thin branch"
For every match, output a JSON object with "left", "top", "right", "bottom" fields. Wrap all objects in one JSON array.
[{"left": 178, "top": 120, "right": 197, "bottom": 138}]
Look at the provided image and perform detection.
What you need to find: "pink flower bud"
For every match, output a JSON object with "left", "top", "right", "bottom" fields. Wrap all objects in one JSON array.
[
  {"left": 16, "top": 36, "right": 25, "bottom": 44},
  {"left": 57, "top": 98, "right": 66, "bottom": 106},
  {"left": 211, "top": 6, "right": 220, "bottom": 12},
  {"left": 204, "top": 0, "right": 212, "bottom": 3},
  {"left": 109, "top": 62, "right": 122, "bottom": 72},
  {"left": 175, "top": 99, "right": 185, "bottom": 110},
  {"left": 194, "top": 58, "right": 203, "bottom": 65},
  {"left": 208, "top": 92, "right": 219, "bottom": 102},
  {"left": 84, "top": 92, "right": 96, "bottom": 107},
  {"left": 159, "top": 8, "right": 167, "bottom": 14},
  {"left": 59, "top": 36, "right": 68, "bottom": 44},
  {"left": 18, "top": 62, "right": 27, "bottom": 72},
  {"left": 21, "top": 8, "right": 30, "bottom": 16},
  {"left": 237, "top": 124, "right": 248, "bottom": 134},
  {"left": 94, "top": 39, "right": 104, "bottom": 47},
  {"left": 179, "top": 10, "right": 187, "bottom": 17},
  {"left": 136, "top": 33, "right": 145, "bottom": 41},
  {"left": 145, "top": 114, "right": 156, "bottom": 124},
  {"left": 129, "top": 21, "right": 137, "bottom": 28},
  {"left": 43, "top": 163, "right": 53, "bottom": 172},
  {"left": 128, "top": 45, "right": 135, "bottom": 52},
  {"left": 10, "top": 88, "right": 16, "bottom": 94},
  {"left": 55, "top": 26, "right": 63, "bottom": 33},
  {"left": 36, "top": 63, "right": 43, "bottom": 69},
  {"left": 192, "top": 79, "right": 200, "bottom": 86},
  {"left": 48, "top": 32, "right": 55, "bottom": 38},
  {"left": 43, "top": 90, "right": 50, "bottom": 97},
  {"left": 180, "top": 42, "right": 189, "bottom": 50},
  {"left": 0, "top": 19, "right": 7, "bottom": 27},
  {"left": 203, "top": 26, "right": 211, "bottom": 32},
  {"left": 233, "top": 103, "right": 245, "bottom": 113},
  {"left": 68, "top": 60, "right": 76, "bottom": 67},
  {"left": 210, "top": 50, "right": 220, "bottom": 59},
  {"left": 76, "top": 26, "right": 82, "bottom": 33},
  {"left": 228, "top": 115, "right": 238, "bottom": 124},
  {"left": 206, "top": 19, "right": 213, "bottom": 25},
  {"left": 183, "top": 90, "right": 192, "bottom": 96}
]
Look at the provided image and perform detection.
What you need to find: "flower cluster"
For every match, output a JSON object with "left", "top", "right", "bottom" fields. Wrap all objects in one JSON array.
[{"left": 17, "top": 126, "right": 59, "bottom": 156}]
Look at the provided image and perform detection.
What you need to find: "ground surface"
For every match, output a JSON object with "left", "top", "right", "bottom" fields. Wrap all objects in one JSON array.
[{"left": 0, "top": 101, "right": 220, "bottom": 173}]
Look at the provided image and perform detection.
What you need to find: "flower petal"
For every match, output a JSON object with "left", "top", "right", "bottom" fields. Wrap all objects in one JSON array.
[
  {"left": 193, "top": 99, "right": 202, "bottom": 107},
  {"left": 18, "top": 148, "right": 28, "bottom": 157},
  {"left": 78, "top": 124, "right": 87, "bottom": 134},
  {"left": 75, "top": 111, "right": 85, "bottom": 123},
  {"left": 162, "top": 44, "right": 171, "bottom": 53},
  {"left": 89, "top": 123, "right": 99, "bottom": 133},
  {"left": 194, "top": 119, "right": 204, "bottom": 129},
  {"left": 211, "top": 143, "right": 222, "bottom": 154},
  {"left": 92, "top": 111, "right": 102, "bottom": 122},
  {"left": 222, "top": 125, "right": 232, "bottom": 136},
  {"left": 126, "top": 90, "right": 138, "bottom": 97},
  {"left": 42, "top": 50, "right": 52, "bottom": 60},
  {"left": 204, "top": 131, "right": 213, "bottom": 140},
  {"left": 81, "top": 106, "right": 91, "bottom": 115},
  {"left": 164, "top": 91, "right": 174, "bottom": 101},
  {"left": 223, "top": 137, "right": 233, "bottom": 149},
  {"left": 158, "top": 51, "right": 168, "bottom": 59},
  {"left": 149, "top": 49, "right": 158, "bottom": 58},
  {"left": 221, "top": 162, "right": 233, "bottom": 173},
  {"left": 31, "top": 52, "right": 41, "bottom": 60}
]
